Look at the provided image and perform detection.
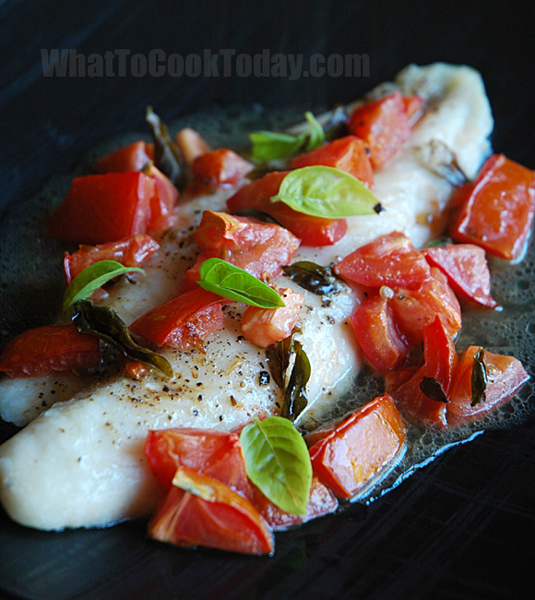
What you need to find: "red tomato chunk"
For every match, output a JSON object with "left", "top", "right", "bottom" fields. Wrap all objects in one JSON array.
[
  {"left": 450, "top": 154, "right": 535, "bottom": 260},
  {"left": 0, "top": 325, "right": 101, "bottom": 377},
  {"left": 63, "top": 234, "right": 160, "bottom": 283},
  {"left": 94, "top": 140, "right": 152, "bottom": 174},
  {"left": 308, "top": 394, "right": 406, "bottom": 500},
  {"left": 187, "top": 148, "right": 253, "bottom": 194}
]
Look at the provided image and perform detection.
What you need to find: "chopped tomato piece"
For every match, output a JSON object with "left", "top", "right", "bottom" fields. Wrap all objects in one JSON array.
[
  {"left": 334, "top": 231, "right": 431, "bottom": 290},
  {"left": 148, "top": 467, "right": 274, "bottom": 555},
  {"left": 241, "top": 287, "right": 304, "bottom": 349},
  {"left": 402, "top": 94, "right": 425, "bottom": 126},
  {"left": 447, "top": 346, "right": 529, "bottom": 426},
  {"left": 449, "top": 154, "right": 535, "bottom": 260},
  {"left": 187, "top": 149, "right": 254, "bottom": 194},
  {"left": 63, "top": 234, "right": 160, "bottom": 283},
  {"left": 144, "top": 163, "right": 179, "bottom": 235},
  {"left": 48, "top": 172, "right": 155, "bottom": 244},
  {"left": 226, "top": 171, "right": 347, "bottom": 246},
  {"left": 0, "top": 325, "right": 101, "bottom": 377},
  {"left": 175, "top": 128, "right": 211, "bottom": 165},
  {"left": 252, "top": 475, "right": 338, "bottom": 531},
  {"left": 182, "top": 211, "right": 300, "bottom": 291},
  {"left": 423, "top": 243, "right": 497, "bottom": 308},
  {"left": 391, "top": 268, "right": 462, "bottom": 346},
  {"left": 350, "top": 292, "right": 409, "bottom": 372},
  {"left": 290, "top": 136, "right": 374, "bottom": 188},
  {"left": 144, "top": 428, "right": 252, "bottom": 496},
  {"left": 348, "top": 91, "right": 411, "bottom": 169},
  {"left": 308, "top": 394, "right": 406, "bottom": 499},
  {"left": 388, "top": 315, "right": 458, "bottom": 428},
  {"left": 94, "top": 141, "right": 151, "bottom": 174},
  {"left": 129, "top": 287, "right": 224, "bottom": 348}
]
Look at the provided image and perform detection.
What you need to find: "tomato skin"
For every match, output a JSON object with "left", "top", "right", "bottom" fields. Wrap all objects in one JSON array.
[
  {"left": 422, "top": 243, "right": 497, "bottom": 308},
  {"left": 388, "top": 315, "right": 457, "bottom": 428},
  {"left": 446, "top": 346, "right": 529, "bottom": 426},
  {"left": 290, "top": 136, "right": 374, "bottom": 188},
  {"left": 402, "top": 94, "right": 425, "bottom": 126},
  {"left": 226, "top": 171, "right": 347, "bottom": 246},
  {"left": 182, "top": 211, "right": 300, "bottom": 291},
  {"left": 94, "top": 141, "right": 151, "bottom": 174},
  {"left": 350, "top": 292, "right": 409, "bottom": 372},
  {"left": 0, "top": 325, "right": 101, "bottom": 377},
  {"left": 148, "top": 467, "right": 274, "bottom": 555},
  {"left": 63, "top": 234, "right": 160, "bottom": 283},
  {"left": 391, "top": 268, "right": 462, "bottom": 346},
  {"left": 48, "top": 172, "right": 155, "bottom": 245},
  {"left": 334, "top": 231, "right": 431, "bottom": 290},
  {"left": 449, "top": 154, "right": 535, "bottom": 260},
  {"left": 145, "top": 164, "right": 179, "bottom": 235},
  {"left": 175, "top": 127, "right": 211, "bottom": 165},
  {"left": 348, "top": 91, "right": 411, "bottom": 169},
  {"left": 241, "top": 287, "right": 304, "bottom": 349},
  {"left": 308, "top": 394, "right": 406, "bottom": 499},
  {"left": 129, "top": 287, "right": 224, "bottom": 348},
  {"left": 187, "top": 149, "right": 254, "bottom": 194}
]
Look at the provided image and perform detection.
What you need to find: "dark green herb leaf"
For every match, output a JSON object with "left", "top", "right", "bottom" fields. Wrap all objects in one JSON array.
[
  {"left": 146, "top": 106, "right": 189, "bottom": 189},
  {"left": 322, "top": 105, "right": 349, "bottom": 141},
  {"left": 282, "top": 261, "right": 344, "bottom": 296},
  {"left": 240, "top": 416, "right": 312, "bottom": 515},
  {"left": 63, "top": 260, "right": 145, "bottom": 316},
  {"left": 265, "top": 335, "right": 293, "bottom": 389},
  {"left": 471, "top": 347, "right": 488, "bottom": 406},
  {"left": 271, "top": 166, "right": 382, "bottom": 218},
  {"left": 416, "top": 139, "right": 468, "bottom": 187},
  {"left": 419, "top": 376, "right": 449, "bottom": 403},
  {"left": 198, "top": 258, "right": 285, "bottom": 308},
  {"left": 281, "top": 339, "right": 310, "bottom": 421},
  {"left": 71, "top": 299, "right": 173, "bottom": 378}
]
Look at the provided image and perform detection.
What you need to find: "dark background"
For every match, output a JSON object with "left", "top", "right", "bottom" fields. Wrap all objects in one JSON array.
[{"left": 1, "top": 1, "right": 535, "bottom": 599}]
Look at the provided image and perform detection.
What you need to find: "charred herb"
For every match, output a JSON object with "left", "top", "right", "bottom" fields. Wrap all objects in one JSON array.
[
  {"left": 471, "top": 347, "right": 488, "bottom": 406},
  {"left": 282, "top": 261, "right": 344, "bottom": 296},
  {"left": 419, "top": 376, "right": 449, "bottom": 403},
  {"left": 71, "top": 299, "right": 173, "bottom": 378}
]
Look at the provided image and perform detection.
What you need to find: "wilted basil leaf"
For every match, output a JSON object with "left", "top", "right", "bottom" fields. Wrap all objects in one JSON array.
[
  {"left": 72, "top": 299, "right": 173, "bottom": 378},
  {"left": 240, "top": 416, "right": 312, "bottom": 515},
  {"left": 282, "top": 261, "right": 344, "bottom": 296},
  {"left": 63, "top": 260, "right": 145, "bottom": 316},
  {"left": 419, "top": 376, "right": 449, "bottom": 403},
  {"left": 281, "top": 339, "right": 310, "bottom": 421},
  {"left": 198, "top": 258, "right": 285, "bottom": 308},
  {"left": 271, "top": 166, "right": 382, "bottom": 218},
  {"left": 471, "top": 347, "right": 488, "bottom": 406},
  {"left": 146, "top": 106, "right": 189, "bottom": 189}
]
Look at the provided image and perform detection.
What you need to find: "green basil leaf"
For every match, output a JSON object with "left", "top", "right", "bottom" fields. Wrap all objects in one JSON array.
[
  {"left": 281, "top": 339, "right": 310, "bottom": 421},
  {"left": 471, "top": 347, "right": 488, "bottom": 406},
  {"left": 146, "top": 106, "right": 189, "bottom": 189},
  {"left": 240, "top": 416, "right": 312, "bottom": 515},
  {"left": 197, "top": 258, "right": 285, "bottom": 308},
  {"left": 265, "top": 334, "right": 293, "bottom": 389},
  {"left": 248, "top": 111, "right": 325, "bottom": 162},
  {"left": 72, "top": 299, "right": 173, "bottom": 378},
  {"left": 63, "top": 260, "right": 145, "bottom": 316},
  {"left": 271, "top": 166, "right": 382, "bottom": 218},
  {"left": 282, "top": 261, "right": 344, "bottom": 296},
  {"left": 249, "top": 130, "right": 305, "bottom": 162}
]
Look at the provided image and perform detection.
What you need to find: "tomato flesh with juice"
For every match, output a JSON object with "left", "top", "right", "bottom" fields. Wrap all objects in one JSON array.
[
  {"left": 308, "top": 394, "right": 406, "bottom": 500},
  {"left": 187, "top": 148, "right": 254, "bottom": 194},
  {"left": 226, "top": 171, "right": 347, "bottom": 246},
  {"left": 0, "top": 325, "right": 101, "bottom": 377}
]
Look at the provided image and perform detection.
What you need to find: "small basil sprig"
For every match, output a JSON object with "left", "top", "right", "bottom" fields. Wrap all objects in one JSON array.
[
  {"left": 72, "top": 299, "right": 173, "bottom": 378},
  {"left": 198, "top": 258, "right": 285, "bottom": 308},
  {"left": 249, "top": 111, "right": 324, "bottom": 162},
  {"left": 146, "top": 106, "right": 189, "bottom": 189},
  {"left": 271, "top": 166, "right": 382, "bottom": 218},
  {"left": 282, "top": 261, "right": 344, "bottom": 296},
  {"left": 240, "top": 416, "right": 312, "bottom": 515},
  {"left": 265, "top": 329, "right": 310, "bottom": 421},
  {"left": 471, "top": 347, "right": 488, "bottom": 406},
  {"left": 63, "top": 260, "right": 146, "bottom": 316}
]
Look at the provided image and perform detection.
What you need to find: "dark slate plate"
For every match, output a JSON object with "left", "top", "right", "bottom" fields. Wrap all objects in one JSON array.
[{"left": 1, "top": 2, "right": 534, "bottom": 599}]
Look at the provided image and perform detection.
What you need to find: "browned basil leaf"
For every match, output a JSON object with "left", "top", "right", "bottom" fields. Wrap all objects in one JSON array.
[
  {"left": 419, "top": 376, "right": 449, "bottom": 403},
  {"left": 471, "top": 347, "right": 488, "bottom": 406},
  {"left": 72, "top": 299, "right": 173, "bottom": 378},
  {"left": 282, "top": 261, "right": 344, "bottom": 296},
  {"left": 281, "top": 338, "right": 310, "bottom": 421}
]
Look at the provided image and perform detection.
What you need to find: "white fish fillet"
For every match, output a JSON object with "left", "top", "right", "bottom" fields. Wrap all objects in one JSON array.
[{"left": 0, "top": 63, "right": 493, "bottom": 530}]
